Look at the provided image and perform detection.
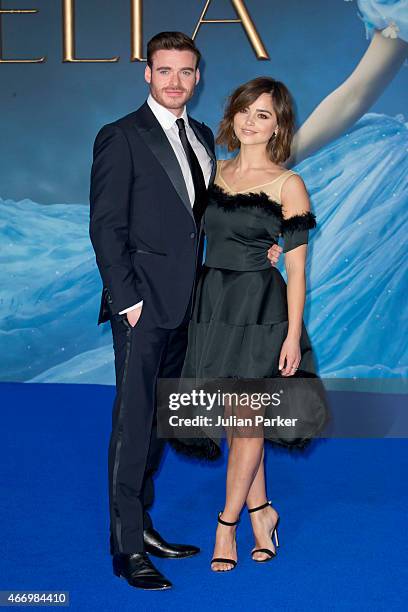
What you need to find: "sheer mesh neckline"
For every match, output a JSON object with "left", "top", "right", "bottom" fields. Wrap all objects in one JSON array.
[{"left": 217, "top": 159, "right": 294, "bottom": 195}]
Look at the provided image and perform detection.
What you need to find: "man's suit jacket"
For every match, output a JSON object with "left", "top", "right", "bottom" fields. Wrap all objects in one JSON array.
[{"left": 89, "top": 101, "right": 216, "bottom": 329}]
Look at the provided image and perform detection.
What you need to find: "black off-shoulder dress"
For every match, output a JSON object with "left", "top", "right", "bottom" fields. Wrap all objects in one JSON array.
[
  {"left": 168, "top": 166, "right": 326, "bottom": 459},
  {"left": 181, "top": 172, "right": 317, "bottom": 379}
]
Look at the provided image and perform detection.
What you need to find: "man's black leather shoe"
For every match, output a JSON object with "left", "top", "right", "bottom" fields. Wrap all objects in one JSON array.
[
  {"left": 112, "top": 552, "right": 172, "bottom": 590},
  {"left": 143, "top": 527, "right": 200, "bottom": 558}
]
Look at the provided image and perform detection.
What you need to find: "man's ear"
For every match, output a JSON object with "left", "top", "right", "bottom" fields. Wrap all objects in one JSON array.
[
  {"left": 145, "top": 65, "right": 152, "bottom": 84},
  {"left": 195, "top": 68, "right": 200, "bottom": 86}
]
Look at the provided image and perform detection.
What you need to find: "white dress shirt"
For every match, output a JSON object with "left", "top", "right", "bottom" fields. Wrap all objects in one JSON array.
[{"left": 119, "top": 94, "right": 213, "bottom": 315}]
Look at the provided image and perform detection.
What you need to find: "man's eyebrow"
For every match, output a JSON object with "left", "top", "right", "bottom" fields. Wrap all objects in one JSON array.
[{"left": 155, "top": 66, "right": 195, "bottom": 71}]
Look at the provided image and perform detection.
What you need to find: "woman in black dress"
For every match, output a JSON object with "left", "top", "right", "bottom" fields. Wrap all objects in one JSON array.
[{"left": 181, "top": 77, "right": 318, "bottom": 571}]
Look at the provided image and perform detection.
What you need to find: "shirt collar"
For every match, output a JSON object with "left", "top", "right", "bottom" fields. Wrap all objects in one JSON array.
[{"left": 147, "top": 93, "right": 189, "bottom": 130}]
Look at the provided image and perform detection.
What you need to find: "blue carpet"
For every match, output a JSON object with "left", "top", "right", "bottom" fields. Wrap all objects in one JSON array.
[{"left": 1, "top": 383, "right": 407, "bottom": 611}]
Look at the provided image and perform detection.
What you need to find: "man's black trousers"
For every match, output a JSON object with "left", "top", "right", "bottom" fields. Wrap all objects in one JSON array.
[{"left": 108, "top": 312, "right": 188, "bottom": 554}]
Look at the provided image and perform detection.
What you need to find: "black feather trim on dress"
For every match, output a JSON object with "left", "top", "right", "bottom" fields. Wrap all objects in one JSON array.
[
  {"left": 168, "top": 437, "right": 222, "bottom": 461},
  {"left": 209, "top": 183, "right": 283, "bottom": 217},
  {"left": 282, "top": 211, "right": 317, "bottom": 233},
  {"left": 208, "top": 184, "right": 317, "bottom": 233}
]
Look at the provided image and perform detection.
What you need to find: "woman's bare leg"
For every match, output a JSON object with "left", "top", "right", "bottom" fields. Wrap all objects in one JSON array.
[
  {"left": 223, "top": 402, "right": 279, "bottom": 562},
  {"left": 211, "top": 435, "right": 264, "bottom": 571},
  {"left": 246, "top": 448, "right": 267, "bottom": 507},
  {"left": 224, "top": 401, "right": 267, "bottom": 509},
  {"left": 246, "top": 448, "right": 279, "bottom": 561}
]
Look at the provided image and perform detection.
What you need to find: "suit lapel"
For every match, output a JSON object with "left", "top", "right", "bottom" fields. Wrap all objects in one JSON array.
[{"left": 133, "top": 103, "right": 193, "bottom": 220}]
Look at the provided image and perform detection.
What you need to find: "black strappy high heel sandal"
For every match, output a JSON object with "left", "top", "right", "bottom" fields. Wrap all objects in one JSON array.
[
  {"left": 210, "top": 511, "right": 239, "bottom": 571},
  {"left": 248, "top": 500, "right": 280, "bottom": 562}
]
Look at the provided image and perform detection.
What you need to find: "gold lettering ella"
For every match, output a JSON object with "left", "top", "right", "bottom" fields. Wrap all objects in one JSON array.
[
  {"left": 0, "top": 0, "right": 269, "bottom": 65},
  {"left": 62, "top": 0, "right": 119, "bottom": 63},
  {"left": 0, "top": 2, "right": 45, "bottom": 63},
  {"left": 193, "top": 0, "right": 269, "bottom": 60}
]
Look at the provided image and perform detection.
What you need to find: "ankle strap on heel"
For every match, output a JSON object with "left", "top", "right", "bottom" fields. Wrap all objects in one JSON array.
[
  {"left": 217, "top": 511, "right": 239, "bottom": 526},
  {"left": 248, "top": 500, "right": 271, "bottom": 514}
]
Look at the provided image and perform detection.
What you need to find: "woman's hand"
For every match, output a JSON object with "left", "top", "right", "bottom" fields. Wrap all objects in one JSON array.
[
  {"left": 267, "top": 243, "right": 283, "bottom": 266},
  {"left": 278, "top": 336, "right": 301, "bottom": 376}
]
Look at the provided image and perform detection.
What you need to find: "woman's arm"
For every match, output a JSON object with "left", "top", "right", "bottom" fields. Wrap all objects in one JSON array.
[
  {"left": 279, "top": 176, "right": 311, "bottom": 376},
  {"left": 287, "top": 31, "right": 408, "bottom": 165}
]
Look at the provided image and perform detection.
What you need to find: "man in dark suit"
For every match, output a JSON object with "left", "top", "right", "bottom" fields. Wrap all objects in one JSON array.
[{"left": 90, "top": 31, "right": 281, "bottom": 590}]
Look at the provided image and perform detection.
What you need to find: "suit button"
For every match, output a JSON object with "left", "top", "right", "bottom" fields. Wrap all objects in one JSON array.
[{"left": 190, "top": 232, "right": 195, "bottom": 239}]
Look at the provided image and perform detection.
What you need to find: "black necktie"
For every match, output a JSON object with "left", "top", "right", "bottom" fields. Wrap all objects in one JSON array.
[{"left": 176, "top": 118, "right": 207, "bottom": 226}]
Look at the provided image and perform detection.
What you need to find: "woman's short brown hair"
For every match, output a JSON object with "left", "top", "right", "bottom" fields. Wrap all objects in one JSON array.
[
  {"left": 147, "top": 32, "right": 201, "bottom": 68},
  {"left": 216, "top": 77, "right": 295, "bottom": 164}
]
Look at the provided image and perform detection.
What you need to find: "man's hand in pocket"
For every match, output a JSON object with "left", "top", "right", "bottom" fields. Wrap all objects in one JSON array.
[{"left": 127, "top": 306, "right": 142, "bottom": 328}]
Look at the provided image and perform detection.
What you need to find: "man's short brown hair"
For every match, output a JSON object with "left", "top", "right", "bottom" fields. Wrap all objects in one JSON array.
[
  {"left": 216, "top": 77, "right": 295, "bottom": 164},
  {"left": 147, "top": 32, "right": 201, "bottom": 68}
]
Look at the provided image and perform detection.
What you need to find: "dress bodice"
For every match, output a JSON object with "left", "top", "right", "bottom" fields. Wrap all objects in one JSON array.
[{"left": 203, "top": 161, "right": 317, "bottom": 272}]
